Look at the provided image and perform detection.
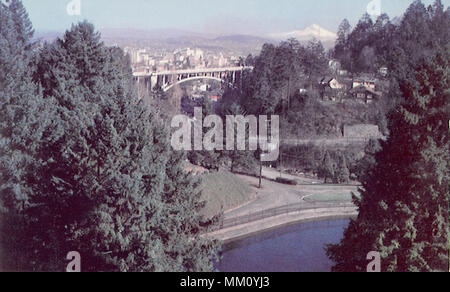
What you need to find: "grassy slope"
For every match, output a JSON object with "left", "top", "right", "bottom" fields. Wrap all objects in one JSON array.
[
  {"left": 200, "top": 170, "right": 254, "bottom": 218},
  {"left": 302, "top": 185, "right": 361, "bottom": 202}
]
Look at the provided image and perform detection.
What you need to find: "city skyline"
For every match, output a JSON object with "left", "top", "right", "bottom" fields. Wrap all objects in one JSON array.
[{"left": 23, "top": 0, "right": 449, "bottom": 37}]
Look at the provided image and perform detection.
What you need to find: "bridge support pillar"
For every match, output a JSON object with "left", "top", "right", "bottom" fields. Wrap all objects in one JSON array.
[{"left": 151, "top": 75, "right": 157, "bottom": 91}]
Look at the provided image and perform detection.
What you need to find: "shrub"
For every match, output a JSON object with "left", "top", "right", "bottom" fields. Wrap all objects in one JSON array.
[{"left": 275, "top": 177, "right": 298, "bottom": 185}]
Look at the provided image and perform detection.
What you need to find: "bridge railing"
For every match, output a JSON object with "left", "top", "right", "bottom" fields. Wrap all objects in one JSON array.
[
  {"left": 133, "top": 66, "right": 253, "bottom": 77},
  {"left": 216, "top": 201, "right": 355, "bottom": 231}
]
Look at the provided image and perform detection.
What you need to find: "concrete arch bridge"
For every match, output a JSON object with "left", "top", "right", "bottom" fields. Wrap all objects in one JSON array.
[{"left": 133, "top": 66, "right": 253, "bottom": 92}]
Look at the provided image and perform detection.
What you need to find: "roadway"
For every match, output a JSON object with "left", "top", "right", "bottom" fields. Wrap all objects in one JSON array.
[{"left": 207, "top": 167, "right": 359, "bottom": 242}]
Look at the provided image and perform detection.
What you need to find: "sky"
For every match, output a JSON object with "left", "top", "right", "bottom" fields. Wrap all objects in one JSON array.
[{"left": 22, "top": 0, "right": 450, "bottom": 35}]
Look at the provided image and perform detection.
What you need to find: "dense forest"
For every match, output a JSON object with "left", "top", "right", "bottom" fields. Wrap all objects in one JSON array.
[{"left": 0, "top": 0, "right": 219, "bottom": 272}]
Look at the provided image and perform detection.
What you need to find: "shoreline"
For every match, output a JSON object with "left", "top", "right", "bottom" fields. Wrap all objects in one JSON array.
[{"left": 207, "top": 206, "right": 358, "bottom": 244}]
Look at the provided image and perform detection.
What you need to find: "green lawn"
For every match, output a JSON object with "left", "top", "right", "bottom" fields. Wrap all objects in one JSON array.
[
  {"left": 302, "top": 186, "right": 360, "bottom": 203},
  {"left": 200, "top": 170, "right": 254, "bottom": 218}
]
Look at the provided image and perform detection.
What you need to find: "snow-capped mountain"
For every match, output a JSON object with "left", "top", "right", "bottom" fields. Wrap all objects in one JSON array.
[{"left": 269, "top": 24, "right": 337, "bottom": 42}]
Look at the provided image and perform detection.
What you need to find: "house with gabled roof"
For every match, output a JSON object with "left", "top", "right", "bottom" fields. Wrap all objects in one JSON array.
[{"left": 350, "top": 85, "right": 382, "bottom": 104}]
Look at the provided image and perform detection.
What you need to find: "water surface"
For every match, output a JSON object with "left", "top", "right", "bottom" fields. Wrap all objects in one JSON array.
[{"left": 217, "top": 219, "right": 349, "bottom": 272}]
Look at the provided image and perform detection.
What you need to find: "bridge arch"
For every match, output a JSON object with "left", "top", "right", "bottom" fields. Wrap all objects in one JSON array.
[{"left": 163, "top": 75, "right": 234, "bottom": 92}]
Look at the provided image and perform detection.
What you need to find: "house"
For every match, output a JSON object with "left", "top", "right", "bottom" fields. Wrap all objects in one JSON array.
[
  {"left": 332, "top": 78, "right": 353, "bottom": 90},
  {"left": 350, "top": 85, "right": 382, "bottom": 104},
  {"left": 319, "top": 76, "right": 351, "bottom": 90},
  {"left": 210, "top": 95, "right": 220, "bottom": 102},
  {"left": 318, "top": 76, "right": 352, "bottom": 101},
  {"left": 352, "top": 75, "right": 377, "bottom": 90}
]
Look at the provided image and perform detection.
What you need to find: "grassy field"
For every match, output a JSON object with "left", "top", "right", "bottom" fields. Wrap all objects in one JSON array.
[
  {"left": 302, "top": 185, "right": 361, "bottom": 203},
  {"left": 200, "top": 170, "right": 255, "bottom": 218}
]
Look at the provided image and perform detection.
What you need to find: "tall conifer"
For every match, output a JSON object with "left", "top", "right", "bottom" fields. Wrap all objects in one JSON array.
[{"left": 327, "top": 51, "right": 449, "bottom": 272}]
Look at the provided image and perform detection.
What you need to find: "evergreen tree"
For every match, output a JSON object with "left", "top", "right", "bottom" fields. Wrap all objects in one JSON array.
[
  {"left": 6, "top": 20, "right": 221, "bottom": 272},
  {"left": 222, "top": 103, "right": 258, "bottom": 175},
  {"left": 318, "top": 151, "right": 335, "bottom": 184},
  {"left": 302, "top": 40, "right": 329, "bottom": 80},
  {"left": 334, "top": 19, "right": 352, "bottom": 70},
  {"left": 246, "top": 43, "right": 290, "bottom": 115},
  {"left": 327, "top": 51, "right": 449, "bottom": 272},
  {"left": 187, "top": 96, "right": 222, "bottom": 170},
  {"left": 0, "top": 0, "right": 54, "bottom": 271},
  {"left": 355, "top": 139, "right": 382, "bottom": 182},
  {"left": 335, "top": 153, "right": 350, "bottom": 184},
  {"left": 389, "top": 0, "right": 434, "bottom": 83},
  {"left": 341, "top": 13, "right": 374, "bottom": 73}
]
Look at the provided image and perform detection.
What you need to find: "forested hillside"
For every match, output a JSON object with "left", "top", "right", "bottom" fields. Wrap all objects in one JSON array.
[
  {"left": 0, "top": 0, "right": 219, "bottom": 272},
  {"left": 327, "top": 0, "right": 449, "bottom": 272}
]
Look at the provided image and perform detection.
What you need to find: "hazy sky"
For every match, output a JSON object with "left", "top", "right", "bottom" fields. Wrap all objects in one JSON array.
[{"left": 22, "top": 0, "right": 449, "bottom": 35}]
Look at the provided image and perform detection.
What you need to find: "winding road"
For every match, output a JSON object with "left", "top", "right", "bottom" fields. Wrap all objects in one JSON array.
[{"left": 208, "top": 168, "right": 360, "bottom": 242}]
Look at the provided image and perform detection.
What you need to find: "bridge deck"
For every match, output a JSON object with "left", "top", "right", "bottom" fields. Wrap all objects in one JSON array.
[{"left": 133, "top": 66, "right": 253, "bottom": 77}]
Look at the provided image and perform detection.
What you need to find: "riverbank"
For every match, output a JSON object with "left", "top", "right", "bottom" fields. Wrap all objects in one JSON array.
[{"left": 208, "top": 206, "right": 358, "bottom": 243}]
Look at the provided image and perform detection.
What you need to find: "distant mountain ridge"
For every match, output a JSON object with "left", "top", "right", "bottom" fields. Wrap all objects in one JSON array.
[
  {"left": 35, "top": 24, "right": 336, "bottom": 42},
  {"left": 213, "top": 34, "right": 270, "bottom": 43},
  {"left": 269, "top": 24, "right": 337, "bottom": 41},
  {"left": 33, "top": 25, "right": 336, "bottom": 53},
  {"left": 100, "top": 28, "right": 211, "bottom": 40}
]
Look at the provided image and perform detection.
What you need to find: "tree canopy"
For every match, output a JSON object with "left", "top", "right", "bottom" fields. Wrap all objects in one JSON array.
[
  {"left": 1, "top": 2, "right": 219, "bottom": 272},
  {"left": 327, "top": 49, "right": 449, "bottom": 272}
]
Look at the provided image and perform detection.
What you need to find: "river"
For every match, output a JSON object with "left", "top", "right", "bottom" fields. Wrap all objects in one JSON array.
[{"left": 217, "top": 219, "right": 350, "bottom": 272}]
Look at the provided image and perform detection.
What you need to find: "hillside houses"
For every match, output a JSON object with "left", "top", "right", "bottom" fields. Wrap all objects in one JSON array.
[
  {"left": 318, "top": 74, "right": 384, "bottom": 104},
  {"left": 350, "top": 85, "right": 382, "bottom": 104},
  {"left": 319, "top": 77, "right": 351, "bottom": 90},
  {"left": 352, "top": 75, "right": 377, "bottom": 90}
]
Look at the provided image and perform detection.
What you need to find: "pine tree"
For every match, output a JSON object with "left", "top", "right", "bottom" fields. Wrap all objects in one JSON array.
[
  {"left": 327, "top": 51, "right": 449, "bottom": 272},
  {"left": 318, "top": 151, "right": 335, "bottom": 184},
  {"left": 303, "top": 40, "right": 329, "bottom": 80},
  {"left": 223, "top": 103, "right": 258, "bottom": 175},
  {"left": 335, "top": 153, "right": 350, "bottom": 184},
  {"left": 334, "top": 19, "right": 352, "bottom": 70},
  {"left": 6, "top": 20, "right": 221, "bottom": 272},
  {"left": 187, "top": 96, "right": 222, "bottom": 170},
  {"left": 0, "top": 0, "right": 55, "bottom": 271},
  {"left": 356, "top": 139, "right": 382, "bottom": 182}
]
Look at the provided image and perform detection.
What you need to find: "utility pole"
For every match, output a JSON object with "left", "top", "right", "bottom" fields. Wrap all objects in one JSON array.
[
  {"left": 255, "top": 147, "right": 263, "bottom": 189},
  {"left": 259, "top": 156, "right": 263, "bottom": 189},
  {"left": 279, "top": 150, "right": 283, "bottom": 179},
  {"left": 287, "top": 75, "right": 291, "bottom": 110}
]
